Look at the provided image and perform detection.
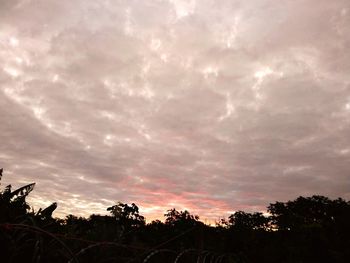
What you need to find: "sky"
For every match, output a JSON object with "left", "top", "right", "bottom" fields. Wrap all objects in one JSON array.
[{"left": 1, "top": 0, "right": 350, "bottom": 222}]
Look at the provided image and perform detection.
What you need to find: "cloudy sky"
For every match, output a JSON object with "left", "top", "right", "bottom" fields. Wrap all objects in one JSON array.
[{"left": 1, "top": 0, "right": 350, "bottom": 222}]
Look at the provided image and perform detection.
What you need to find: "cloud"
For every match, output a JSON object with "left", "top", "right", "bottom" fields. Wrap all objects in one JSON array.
[{"left": 0, "top": 0, "right": 350, "bottom": 222}]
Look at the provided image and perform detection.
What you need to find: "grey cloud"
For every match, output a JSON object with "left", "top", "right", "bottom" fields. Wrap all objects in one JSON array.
[{"left": 1, "top": 0, "right": 350, "bottom": 221}]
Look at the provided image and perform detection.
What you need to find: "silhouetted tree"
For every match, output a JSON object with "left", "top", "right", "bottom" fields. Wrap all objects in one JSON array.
[
  {"left": 227, "top": 211, "right": 270, "bottom": 230},
  {"left": 164, "top": 208, "right": 202, "bottom": 228},
  {"left": 268, "top": 195, "right": 350, "bottom": 231},
  {"left": 0, "top": 168, "right": 35, "bottom": 223},
  {"left": 107, "top": 202, "right": 145, "bottom": 228}
]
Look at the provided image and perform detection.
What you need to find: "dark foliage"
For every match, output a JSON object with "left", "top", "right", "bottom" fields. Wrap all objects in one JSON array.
[{"left": 1, "top": 168, "right": 350, "bottom": 262}]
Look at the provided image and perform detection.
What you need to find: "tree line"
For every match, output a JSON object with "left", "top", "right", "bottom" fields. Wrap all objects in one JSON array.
[{"left": 1, "top": 168, "right": 350, "bottom": 262}]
